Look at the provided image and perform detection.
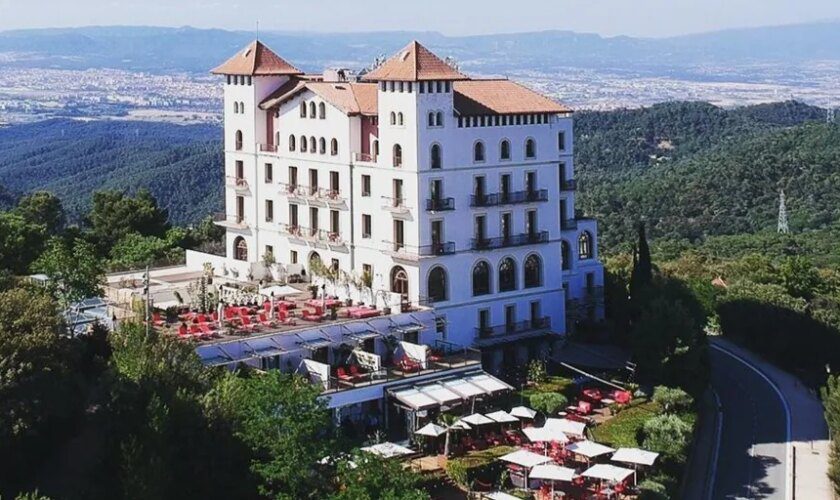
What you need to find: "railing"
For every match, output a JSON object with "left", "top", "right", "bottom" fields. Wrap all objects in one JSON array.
[
  {"left": 425, "top": 197, "right": 455, "bottom": 211},
  {"left": 353, "top": 152, "right": 378, "bottom": 163},
  {"left": 279, "top": 183, "right": 344, "bottom": 204},
  {"left": 258, "top": 143, "right": 279, "bottom": 153},
  {"left": 561, "top": 219, "right": 578, "bottom": 230},
  {"left": 381, "top": 196, "right": 411, "bottom": 213},
  {"left": 471, "top": 231, "right": 549, "bottom": 250},
  {"left": 226, "top": 176, "right": 249, "bottom": 191},
  {"left": 561, "top": 179, "right": 577, "bottom": 191},
  {"left": 383, "top": 241, "right": 456, "bottom": 260},
  {"left": 321, "top": 342, "right": 482, "bottom": 393},
  {"left": 283, "top": 225, "right": 345, "bottom": 245},
  {"left": 475, "top": 317, "right": 551, "bottom": 340},
  {"left": 214, "top": 212, "right": 246, "bottom": 227},
  {"left": 470, "top": 189, "right": 548, "bottom": 207}
]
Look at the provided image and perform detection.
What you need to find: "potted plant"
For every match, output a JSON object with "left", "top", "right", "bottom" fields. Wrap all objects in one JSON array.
[{"left": 308, "top": 284, "right": 319, "bottom": 299}]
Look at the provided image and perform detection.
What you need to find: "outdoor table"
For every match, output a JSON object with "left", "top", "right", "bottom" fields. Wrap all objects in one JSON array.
[{"left": 601, "top": 398, "right": 615, "bottom": 405}]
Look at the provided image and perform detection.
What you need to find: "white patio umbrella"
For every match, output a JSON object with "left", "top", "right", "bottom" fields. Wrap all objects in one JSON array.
[
  {"left": 522, "top": 426, "right": 569, "bottom": 444},
  {"left": 451, "top": 420, "right": 472, "bottom": 430},
  {"left": 498, "top": 449, "right": 554, "bottom": 487},
  {"left": 567, "top": 440, "right": 616, "bottom": 460},
  {"left": 415, "top": 422, "right": 447, "bottom": 437},
  {"left": 530, "top": 463, "right": 577, "bottom": 498},
  {"left": 544, "top": 417, "right": 587, "bottom": 437},
  {"left": 361, "top": 442, "right": 415, "bottom": 459},
  {"left": 461, "top": 413, "right": 495, "bottom": 426},
  {"left": 486, "top": 410, "right": 519, "bottom": 424},
  {"left": 581, "top": 463, "right": 636, "bottom": 484},
  {"left": 510, "top": 406, "right": 538, "bottom": 419},
  {"left": 611, "top": 447, "right": 659, "bottom": 467}
]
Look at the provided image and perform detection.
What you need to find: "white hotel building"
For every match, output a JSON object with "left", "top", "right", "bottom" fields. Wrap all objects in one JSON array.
[{"left": 206, "top": 40, "right": 604, "bottom": 370}]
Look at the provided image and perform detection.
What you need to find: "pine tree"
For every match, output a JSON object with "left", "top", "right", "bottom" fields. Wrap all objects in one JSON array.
[{"left": 630, "top": 222, "right": 653, "bottom": 299}]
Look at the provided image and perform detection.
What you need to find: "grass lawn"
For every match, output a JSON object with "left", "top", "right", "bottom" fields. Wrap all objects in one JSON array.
[
  {"left": 591, "top": 400, "right": 662, "bottom": 448},
  {"left": 520, "top": 376, "right": 577, "bottom": 399}
]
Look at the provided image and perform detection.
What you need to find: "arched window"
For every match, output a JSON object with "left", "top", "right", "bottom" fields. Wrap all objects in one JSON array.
[
  {"left": 561, "top": 241, "right": 571, "bottom": 271},
  {"left": 330, "top": 138, "right": 338, "bottom": 156},
  {"left": 318, "top": 102, "right": 326, "bottom": 119},
  {"left": 308, "top": 251, "right": 321, "bottom": 271},
  {"left": 579, "top": 231, "right": 593, "bottom": 259},
  {"left": 524, "top": 254, "right": 542, "bottom": 288},
  {"left": 373, "top": 140, "right": 379, "bottom": 159},
  {"left": 430, "top": 144, "right": 441, "bottom": 169},
  {"left": 235, "top": 130, "right": 243, "bottom": 151},
  {"left": 393, "top": 144, "right": 402, "bottom": 167},
  {"left": 498, "top": 257, "right": 516, "bottom": 292},
  {"left": 436, "top": 112, "right": 444, "bottom": 127},
  {"left": 233, "top": 236, "right": 248, "bottom": 261},
  {"left": 428, "top": 112, "right": 436, "bottom": 127},
  {"left": 309, "top": 102, "right": 316, "bottom": 118},
  {"left": 300, "top": 135, "right": 307, "bottom": 152},
  {"left": 239, "top": 101, "right": 245, "bottom": 113},
  {"left": 289, "top": 135, "right": 296, "bottom": 151},
  {"left": 427, "top": 266, "right": 448, "bottom": 302},
  {"left": 319, "top": 137, "right": 326, "bottom": 154},
  {"left": 233, "top": 102, "right": 239, "bottom": 114},
  {"left": 472, "top": 261, "right": 491, "bottom": 296},
  {"left": 309, "top": 136, "right": 316, "bottom": 154},
  {"left": 500, "top": 139, "right": 511, "bottom": 160},
  {"left": 300, "top": 102, "right": 307, "bottom": 118},
  {"left": 473, "top": 141, "right": 485, "bottom": 162},
  {"left": 525, "top": 138, "right": 536, "bottom": 159},
  {"left": 397, "top": 112, "right": 404, "bottom": 126},
  {"left": 391, "top": 266, "right": 408, "bottom": 296},
  {"left": 275, "top": 131, "right": 280, "bottom": 146},
  {"left": 390, "top": 112, "right": 397, "bottom": 125}
]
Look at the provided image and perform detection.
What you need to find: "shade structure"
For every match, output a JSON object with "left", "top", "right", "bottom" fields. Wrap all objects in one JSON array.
[
  {"left": 486, "top": 410, "right": 519, "bottom": 423},
  {"left": 529, "top": 464, "right": 577, "bottom": 482},
  {"left": 442, "top": 378, "right": 486, "bottom": 398},
  {"left": 361, "top": 442, "right": 415, "bottom": 459},
  {"left": 451, "top": 420, "right": 472, "bottom": 430},
  {"left": 415, "top": 423, "right": 447, "bottom": 437},
  {"left": 523, "top": 426, "right": 568, "bottom": 444},
  {"left": 567, "top": 440, "right": 616, "bottom": 459},
  {"left": 461, "top": 413, "right": 495, "bottom": 426},
  {"left": 581, "top": 463, "right": 635, "bottom": 482},
  {"left": 498, "top": 449, "right": 555, "bottom": 468},
  {"left": 611, "top": 447, "right": 659, "bottom": 466},
  {"left": 510, "top": 406, "right": 538, "bottom": 419},
  {"left": 391, "top": 387, "right": 439, "bottom": 410},
  {"left": 465, "top": 373, "right": 513, "bottom": 394},
  {"left": 259, "top": 285, "right": 300, "bottom": 297},
  {"left": 484, "top": 492, "right": 521, "bottom": 500},
  {"left": 544, "top": 418, "right": 587, "bottom": 437}
]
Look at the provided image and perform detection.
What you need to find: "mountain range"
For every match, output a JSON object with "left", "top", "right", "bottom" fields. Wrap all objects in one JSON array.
[{"left": 0, "top": 22, "right": 839, "bottom": 75}]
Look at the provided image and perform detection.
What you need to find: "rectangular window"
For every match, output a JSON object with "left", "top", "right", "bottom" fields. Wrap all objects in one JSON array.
[
  {"left": 236, "top": 196, "right": 244, "bottom": 222},
  {"left": 559, "top": 162, "right": 567, "bottom": 185},
  {"left": 530, "top": 301, "right": 541, "bottom": 324},
  {"left": 290, "top": 250, "right": 298, "bottom": 264},
  {"left": 362, "top": 263, "right": 372, "bottom": 279},
  {"left": 330, "top": 171, "right": 339, "bottom": 193},
  {"left": 444, "top": 81, "right": 450, "bottom": 93},
  {"left": 289, "top": 204, "right": 298, "bottom": 226},
  {"left": 505, "top": 305, "right": 516, "bottom": 332},
  {"left": 526, "top": 210, "right": 537, "bottom": 235},
  {"left": 501, "top": 174, "right": 511, "bottom": 202},
  {"left": 331, "top": 258, "right": 339, "bottom": 272},
  {"left": 265, "top": 245, "right": 274, "bottom": 259},
  {"left": 558, "top": 131, "right": 566, "bottom": 151},
  {"left": 330, "top": 209, "right": 339, "bottom": 234},
  {"left": 309, "top": 168, "right": 318, "bottom": 195},
  {"left": 430, "top": 179, "right": 442, "bottom": 201},
  {"left": 501, "top": 212, "right": 511, "bottom": 240},
  {"left": 526, "top": 171, "right": 536, "bottom": 193},
  {"left": 235, "top": 160, "right": 244, "bottom": 179},
  {"left": 264, "top": 163, "right": 273, "bottom": 183},
  {"left": 475, "top": 215, "right": 486, "bottom": 242},
  {"left": 478, "top": 309, "right": 490, "bottom": 333},
  {"left": 431, "top": 220, "right": 443, "bottom": 246},
  {"left": 265, "top": 200, "right": 274, "bottom": 222},
  {"left": 394, "top": 219, "right": 405, "bottom": 249},
  {"left": 289, "top": 166, "right": 298, "bottom": 188},
  {"left": 393, "top": 179, "right": 403, "bottom": 205},
  {"left": 474, "top": 176, "right": 486, "bottom": 201},
  {"left": 362, "top": 214, "right": 372, "bottom": 238},
  {"left": 419, "top": 82, "right": 425, "bottom": 94},
  {"left": 309, "top": 207, "right": 319, "bottom": 231},
  {"left": 361, "top": 175, "right": 371, "bottom": 197}
]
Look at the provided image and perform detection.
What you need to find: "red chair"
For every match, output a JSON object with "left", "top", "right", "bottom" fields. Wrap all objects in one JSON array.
[
  {"left": 349, "top": 365, "right": 365, "bottom": 381},
  {"left": 258, "top": 313, "right": 274, "bottom": 327},
  {"left": 189, "top": 324, "right": 202, "bottom": 339},
  {"left": 177, "top": 323, "right": 189, "bottom": 338},
  {"left": 152, "top": 312, "right": 166, "bottom": 327},
  {"left": 398, "top": 356, "right": 420, "bottom": 373},
  {"left": 336, "top": 367, "right": 353, "bottom": 382},
  {"left": 239, "top": 316, "right": 257, "bottom": 332},
  {"left": 198, "top": 324, "right": 215, "bottom": 338},
  {"left": 301, "top": 309, "right": 322, "bottom": 322}
]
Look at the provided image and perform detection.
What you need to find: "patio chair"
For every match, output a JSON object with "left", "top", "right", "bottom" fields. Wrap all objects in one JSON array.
[
  {"left": 177, "top": 324, "right": 189, "bottom": 338},
  {"left": 257, "top": 313, "right": 275, "bottom": 327},
  {"left": 336, "top": 367, "right": 353, "bottom": 383},
  {"left": 349, "top": 365, "right": 366, "bottom": 381},
  {"left": 152, "top": 312, "right": 166, "bottom": 327},
  {"left": 240, "top": 316, "right": 258, "bottom": 331},
  {"left": 397, "top": 356, "right": 420, "bottom": 373},
  {"left": 301, "top": 309, "right": 322, "bottom": 322}
]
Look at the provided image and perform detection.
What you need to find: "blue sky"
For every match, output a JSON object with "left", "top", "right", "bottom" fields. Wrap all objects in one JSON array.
[{"left": 0, "top": 0, "right": 838, "bottom": 37}]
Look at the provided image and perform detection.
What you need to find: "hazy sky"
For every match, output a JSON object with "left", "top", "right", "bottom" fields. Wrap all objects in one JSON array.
[{"left": 0, "top": 0, "right": 838, "bottom": 37}]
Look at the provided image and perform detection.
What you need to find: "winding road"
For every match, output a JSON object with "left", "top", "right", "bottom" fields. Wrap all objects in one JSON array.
[{"left": 708, "top": 342, "right": 791, "bottom": 499}]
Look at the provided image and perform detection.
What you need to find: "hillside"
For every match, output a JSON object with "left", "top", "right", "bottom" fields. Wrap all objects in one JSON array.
[
  {"left": 0, "top": 119, "right": 222, "bottom": 225},
  {"left": 575, "top": 102, "right": 837, "bottom": 249}
]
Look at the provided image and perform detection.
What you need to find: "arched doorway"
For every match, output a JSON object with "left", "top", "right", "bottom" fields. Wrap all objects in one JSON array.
[
  {"left": 233, "top": 236, "right": 248, "bottom": 261},
  {"left": 390, "top": 266, "right": 409, "bottom": 297}
]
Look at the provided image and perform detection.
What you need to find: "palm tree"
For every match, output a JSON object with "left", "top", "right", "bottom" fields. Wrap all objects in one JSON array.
[{"left": 438, "top": 413, "right": 460, "bottom": 457}]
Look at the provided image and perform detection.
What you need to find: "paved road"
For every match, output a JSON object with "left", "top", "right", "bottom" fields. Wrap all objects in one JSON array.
[{"left": 710, "top": 344, "right": 790, "bottom": 499}]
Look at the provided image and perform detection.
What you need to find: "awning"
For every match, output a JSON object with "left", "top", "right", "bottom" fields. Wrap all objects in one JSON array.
[
  {"left": 296, "top": 337, "right": 332, "bottom": 351},
  {"left": 244, "top": 339, "right": 285, "bottom": 358},
  {"left": 415, "top": 423, "right": 447, "bottom": 437},
  {"left": 611, "top": 448, "right": 659, "bottom": 466},
  {"left": 345, "top": 329, "right": 380, "bottom": 342},
  {"left": 581, "top": 463, "right": 635, "bottom": 482},
  {"left": 391, "top": 387, "right": 440, "bottom": 410},
  {"left": 529, "top": 464, "right": 577, "bottom": 482},
  {"left": 510, "top": 406, "right": 538, "bottom": 419},
  {"left": 390, "top": 371, "right": 510, "bottom": 410},
  {"left": 461, "top": 413, "right": 495, "bottom": 426},
  {"left": 361, "top": 442, "right": 415, "bottom": 459},
  {"left": 260, "top": 285, "right": 300, "bottom": 297},
  {"left": 483, "top": 493, "right": 521, "bottom": 500},
  {"left": 198, "top": 345, "right": 237, "bottom": 367},
  {"left": 498, "top": 449, "right": 554, "bottom": 468},
  {"left": 486, "top": 410, "right": 519, "bottom": 423},
  {"left": 420, "top": 383, "right": 462, "bottom": 406},
  {"left": 523, "top": 426, "right": 568, "bottom": 444},
  {"left": 442, "top": 378, "right": 486, "bottom": 398},
  {"left": 544, "top": 418, "right": 587, "bottom": 437},
  {"left": 391, "top": 322, "right": 423, "bottom": 335},
  {"left": 567, "top": 440, "right": 616, "bottom": 459},
  {"left": 465, "top": 373, "right": 513, "bottom": 393}
]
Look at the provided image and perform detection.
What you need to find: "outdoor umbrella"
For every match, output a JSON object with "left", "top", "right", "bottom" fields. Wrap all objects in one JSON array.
[
  {"left": 461, "top": 413, "right": 495, "bottom": 426},
  {"left": 361, "top": 442, "right": 415, "bottom": 459},
  {"left": 415, "top": 422, "right": 447, "bottom": 437},
  {"left": 567, "top": 440, "right": 616, "bottom": 460},
  {"left": 498, "top": 449, "right": 554, "bottom": 487},
  {"left": 530, "top": 464, "right": 577, "bottom": 498},
  {"left": 486, "top": 410, "right": 519, "bottom": 424},
  {"left": 522, "top": 426, "right": 568, "bottom": 444},
  {"left": 611, "top": 447, "right": 659, "bottom": 467},
  {"left": 510, "top": 406, "right": 537, "bottom": 419},
  {"left": 451, "top": 420, "right": 472, "bottom": 430}
]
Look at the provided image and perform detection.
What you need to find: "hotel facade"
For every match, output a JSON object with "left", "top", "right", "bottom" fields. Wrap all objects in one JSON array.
[{"left": 204, "top": 40, "right": 604, "bottom": 371}]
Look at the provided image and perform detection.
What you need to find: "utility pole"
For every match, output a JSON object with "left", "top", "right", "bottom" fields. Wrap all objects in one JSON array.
[
  {"left": 777, "top": 189, "right": 790, "bottom": 234},
  {"left": 143, "top": 265, "right": 151, "bottom": 339}
]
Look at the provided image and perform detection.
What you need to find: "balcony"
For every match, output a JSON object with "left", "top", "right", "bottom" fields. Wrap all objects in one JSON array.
[
  {"left": 283, "top": 225, "right": 346, "bottom": 247},
  {"left": 425, "top": 197, "right": 455, "bottom": 212},
  {"left": 353, "top": 152, "right": 378, "bottom": 164},
  {"left": 213, "top": 212, "right": 248, "bottom": 230},
  {"left": 470, "top": 189, "right": 548, "bottom": 207},
  {"left": 474, "top": 317, "right": 552, "bottom": 345},
  {"left": 560, "top": 179, "right": 577, "bottom": 191},
  {"left": 226, "top": 176, "right": 250, "bottom": 194},
  {"left": 561, "top": 219, "right": 578, "bottom": 230},
  {"left": 280, "top": 184, "right": 345, "bottom": 206},
  {"left": 471, "top": 231, "right": 549, "bottom": 251},
  {"left": 383, "top": 241, "right": 456, "bottom": 262},
  {"left": 381, "top": 196, "right": 412, "bottom": 216},
  {"left": 258, "top": 143, "right": 279, "bottom": 153}
]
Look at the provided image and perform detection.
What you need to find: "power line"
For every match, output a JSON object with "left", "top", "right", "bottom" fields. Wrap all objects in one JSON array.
[{"left": 777, "top": 189, "right": 789, "bottom": 234}]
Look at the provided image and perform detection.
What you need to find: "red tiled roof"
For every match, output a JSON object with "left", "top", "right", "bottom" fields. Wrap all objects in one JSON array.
[
  {"left": 259, "top": 79, "right": 378, "bottom": 116},
  {"left": 211, "top": 40, "right": 302, "bottom": 76},
  {"left": 454, "top": 79, "right": 572, "bottom": 115},
  {"left": 362, "top": 40, "right": 467, "bottom": 82}
]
